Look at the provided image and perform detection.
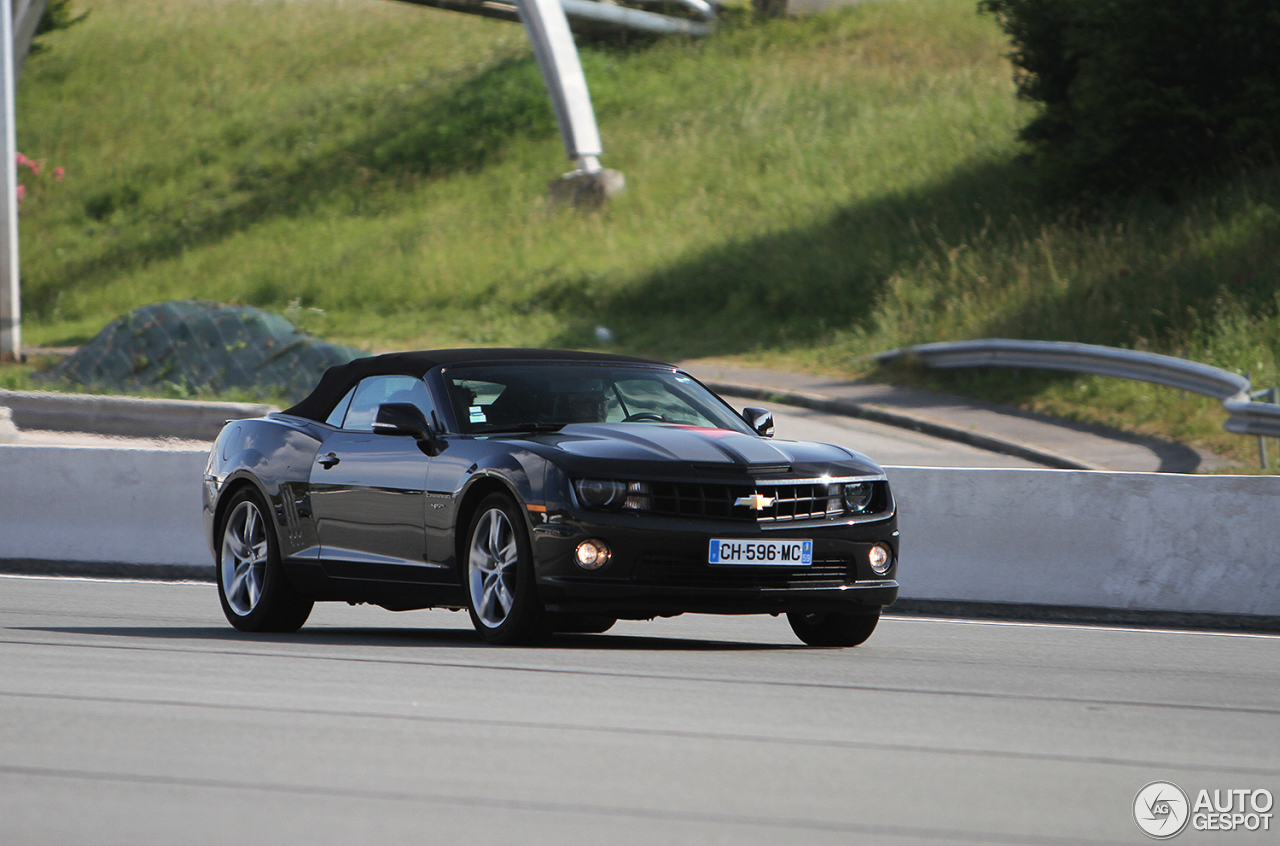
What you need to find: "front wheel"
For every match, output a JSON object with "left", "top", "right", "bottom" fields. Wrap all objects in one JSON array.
[
  {"left": 216, "top": 488, "right": 313, "bottom": 633},
  {"left": 465, "top": 494, "right": 547, "bottom": 645},
  {"left": 787, "top": 609, "right": 880, "bottom": 647}
]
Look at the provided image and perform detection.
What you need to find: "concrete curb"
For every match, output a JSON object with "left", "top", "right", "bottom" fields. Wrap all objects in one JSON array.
[
  {"left": 0, "top": 389, "right": 275, "bottom": 441},
  {"left": 700, "top": 379, "right": 1100, "bottom": 471}
]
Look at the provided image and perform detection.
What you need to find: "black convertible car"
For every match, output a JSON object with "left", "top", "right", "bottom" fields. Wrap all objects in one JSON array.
[{"left": 204, "top": 349, "right": 899, "bottom": 646}]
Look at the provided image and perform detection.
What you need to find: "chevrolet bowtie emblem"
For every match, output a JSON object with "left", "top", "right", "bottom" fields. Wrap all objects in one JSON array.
[{"left": 735, "top": 494, "right": 775, "bottom": 511}]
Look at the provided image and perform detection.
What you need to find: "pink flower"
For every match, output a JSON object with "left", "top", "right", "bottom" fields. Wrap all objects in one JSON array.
[
  {"left": 53, "top": 166, "right": 63, "bottom": 182},
  {"left": 15, "top": 152, "right": 39, "bottom": 175},
  {"left": 16, "top": 184, "right": 24, "bottom": 202}
]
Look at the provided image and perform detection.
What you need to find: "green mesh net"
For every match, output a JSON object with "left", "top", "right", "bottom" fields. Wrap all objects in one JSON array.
[{"left": 41, "top": 300, "right": 365, "bottom": 401}]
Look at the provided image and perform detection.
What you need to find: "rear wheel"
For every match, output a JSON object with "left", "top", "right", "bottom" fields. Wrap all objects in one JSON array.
[
  {"left": 465, "top": 494, "right": 547, "bottom": 645},
  {"left": 787, "top": 609, "right": 880, "bottom": 647},
  {"left": 216, "top": 488, "right": 313, "bottom": 633}
]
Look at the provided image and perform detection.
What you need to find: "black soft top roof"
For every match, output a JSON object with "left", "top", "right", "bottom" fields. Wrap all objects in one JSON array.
[{"left": 283, "top": 348, "right": 665, "bottom": 422}]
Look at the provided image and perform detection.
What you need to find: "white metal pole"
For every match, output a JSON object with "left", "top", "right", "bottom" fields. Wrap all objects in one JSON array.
[
  {"left": 13, "top": 0, "right": 49, "bottom": 83},
  {"left": 515, "top": 0, "right": 602, "bottom": 170},
  {"left": 0, "top": 0, "right": 19, "bottom": 361}
]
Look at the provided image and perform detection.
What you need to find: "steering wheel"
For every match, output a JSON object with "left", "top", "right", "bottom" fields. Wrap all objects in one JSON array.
[{"left": 622, "top": 412, "right": 666, "bottom": 423}]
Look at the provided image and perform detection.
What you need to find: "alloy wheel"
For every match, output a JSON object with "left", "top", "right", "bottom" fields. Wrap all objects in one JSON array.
[
  {"left": 221, "top": 500, "right": 268, "bottom": 616},
  {"left": 468, "top": 507, "right": 519, "bottom": 628}
]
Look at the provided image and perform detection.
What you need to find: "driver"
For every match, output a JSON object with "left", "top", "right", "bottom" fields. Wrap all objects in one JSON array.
[{"left": 558, "top": 388, "right": 609, "bottom": 423}]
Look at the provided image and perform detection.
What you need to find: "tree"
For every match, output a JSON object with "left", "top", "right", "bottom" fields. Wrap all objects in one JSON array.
[{"left": 980, "top": 0, "right": 1280, "bottom": 196}]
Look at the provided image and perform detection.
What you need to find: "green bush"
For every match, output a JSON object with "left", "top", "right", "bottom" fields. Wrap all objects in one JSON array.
[{"left": 980, "top": 0, "right": 1280, "bottom": 195}]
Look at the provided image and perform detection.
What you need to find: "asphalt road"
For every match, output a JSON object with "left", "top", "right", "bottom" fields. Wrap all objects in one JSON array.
[
  {"left": 720, "top": 396, "right": 1041, "bottom": 468},
  {"left": 2, "top": 576, "right": 1276, "bottom": 845}
]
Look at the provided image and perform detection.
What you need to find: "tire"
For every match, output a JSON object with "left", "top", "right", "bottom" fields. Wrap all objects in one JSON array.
[
  {"left": 216, "top": 487, "right": 313, "bottom": 633},
  {"left": 464, "top": 494, "right": 548, "bottom": 645},
  {"left": 787, "top": 609, "right": 880, "bottom": 647}
]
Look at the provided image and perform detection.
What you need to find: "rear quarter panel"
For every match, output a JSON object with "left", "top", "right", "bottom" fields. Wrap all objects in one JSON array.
[{"left": 204, "top": 416, "right": 325, "bottom": 562}]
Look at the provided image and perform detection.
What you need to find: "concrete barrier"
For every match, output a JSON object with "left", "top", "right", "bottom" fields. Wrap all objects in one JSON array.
[
  {"left": 3, "top": 445, "right": 1278, "bottom": 623},
  {"left": 0, "top": 407, "right": 18, "bottom": 444},
  {"left": 887, "top": 466, "right": 1280, "bottom": 618},
  {"left": 0, "top": 389, "right": 274, "bottom": 441},
  {"left": 0, "top": 445, "right": 211, "bottom": 575}
]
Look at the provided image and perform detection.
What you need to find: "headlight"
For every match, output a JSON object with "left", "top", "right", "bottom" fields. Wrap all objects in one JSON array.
[
  {"left": 575, "top": 479, "right": 626, "bottom": 508},
  {"left": 574, "top": 480, "right": 652, "bottom": 510},
  {"left": 843, "top": 482, "right": 874, "bottom": 513}
]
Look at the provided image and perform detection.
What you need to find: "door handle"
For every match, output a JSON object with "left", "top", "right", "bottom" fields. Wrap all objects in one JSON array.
[{"left": 318, "top": 452, "right": 340, "bottom": 469}]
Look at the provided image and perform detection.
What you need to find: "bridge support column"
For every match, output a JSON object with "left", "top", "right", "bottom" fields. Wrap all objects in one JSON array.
[{"left": 515, "top": 0, "right": 624, "bottom": 206}]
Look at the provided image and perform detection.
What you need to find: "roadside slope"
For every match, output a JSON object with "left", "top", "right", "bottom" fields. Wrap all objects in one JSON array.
[{"left": 13, "top": 0, "right": 1280, "bottom": 468}]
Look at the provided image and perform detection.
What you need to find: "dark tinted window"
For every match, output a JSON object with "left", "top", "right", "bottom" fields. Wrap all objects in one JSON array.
[{"left": 442, "top": 364, "right": 751, "bottom": 434}]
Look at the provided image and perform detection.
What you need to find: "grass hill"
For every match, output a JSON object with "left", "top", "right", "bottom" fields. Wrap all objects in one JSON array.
[{"left": 11, "top": 0, "right": 1280, "bottom": 468}]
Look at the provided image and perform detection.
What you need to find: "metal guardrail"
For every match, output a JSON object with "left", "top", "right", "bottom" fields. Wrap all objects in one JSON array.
[
  {"left": 877, "top": 339, "right": 1280, "bottom": 462},
  {"left": 878, "top": 339, "right": 1251, "bottom": 398},
  {"left": 1224, "top": 388, "right": 1280, "bottom": 439}
]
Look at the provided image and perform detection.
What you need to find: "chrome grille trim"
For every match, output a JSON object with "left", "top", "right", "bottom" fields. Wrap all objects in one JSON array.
[
  {"left": 749, "top": 474, "right": 887, "bottom": 486},
  {"left": 640, "top": 476, "right": 892, "bottom": 523}
]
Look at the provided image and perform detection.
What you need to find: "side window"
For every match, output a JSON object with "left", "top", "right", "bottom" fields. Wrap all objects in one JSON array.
[
  {"left": 342, "top": 376, "right": 435, "bottom": 432},
  {"left": 324, "top": 387, "right": 357, "bottom": 428}
]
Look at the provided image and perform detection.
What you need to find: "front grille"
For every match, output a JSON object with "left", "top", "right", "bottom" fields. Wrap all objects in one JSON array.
[
  {"left": 645, "top": 478, "right": 886, "bottom": 523},
  {"left": 633, "top": 554, "right": 855, "bottom": 589}
]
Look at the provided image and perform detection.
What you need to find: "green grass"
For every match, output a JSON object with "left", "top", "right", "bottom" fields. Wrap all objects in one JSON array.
[{"left": 11, "top": 0, "right": 1280, "bottom": 469}]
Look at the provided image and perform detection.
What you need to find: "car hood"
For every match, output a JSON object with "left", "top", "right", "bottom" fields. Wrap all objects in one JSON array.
[{"left": 524, "top": 423, "right": 882, "bottom": 476}]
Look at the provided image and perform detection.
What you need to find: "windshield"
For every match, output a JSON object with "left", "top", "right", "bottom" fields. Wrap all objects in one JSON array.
[{"left": 440, "top": 363, "right": 753, "bottom": 435}]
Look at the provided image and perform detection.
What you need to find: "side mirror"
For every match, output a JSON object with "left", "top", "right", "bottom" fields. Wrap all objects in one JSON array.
[
  {"left": 373, "top": 403, "right": 433, "bottom": 442},
  {"left": 742, "top": 407, "right": 774, "bottom": 438}
]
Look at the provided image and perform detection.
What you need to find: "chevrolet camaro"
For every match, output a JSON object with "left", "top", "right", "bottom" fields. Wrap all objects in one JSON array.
[{"left": 203, "top": 349, "right": 900, "bottom": 645}]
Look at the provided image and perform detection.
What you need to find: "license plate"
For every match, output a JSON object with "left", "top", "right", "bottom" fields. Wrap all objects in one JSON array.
[{"left": 709, "top": 539, "right": 812, "bottom": 566}]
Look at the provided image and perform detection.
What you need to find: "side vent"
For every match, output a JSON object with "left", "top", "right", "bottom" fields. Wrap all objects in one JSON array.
[{"left": 279, "top": 484, "right": 304, "bottom": 543}]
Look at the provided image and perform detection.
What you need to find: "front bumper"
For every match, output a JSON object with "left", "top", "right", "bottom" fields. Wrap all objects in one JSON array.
[{"left": 530, "top": 509, "right": 899, "bottom": 617}]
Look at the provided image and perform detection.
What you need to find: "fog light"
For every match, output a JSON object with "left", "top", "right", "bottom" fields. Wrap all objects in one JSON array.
[
  {"left": 868, "top": 543, "right": 892, "bottom": 575},
  {"left": 575, "top": 539, "right": 612, "bottom": 570}
]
